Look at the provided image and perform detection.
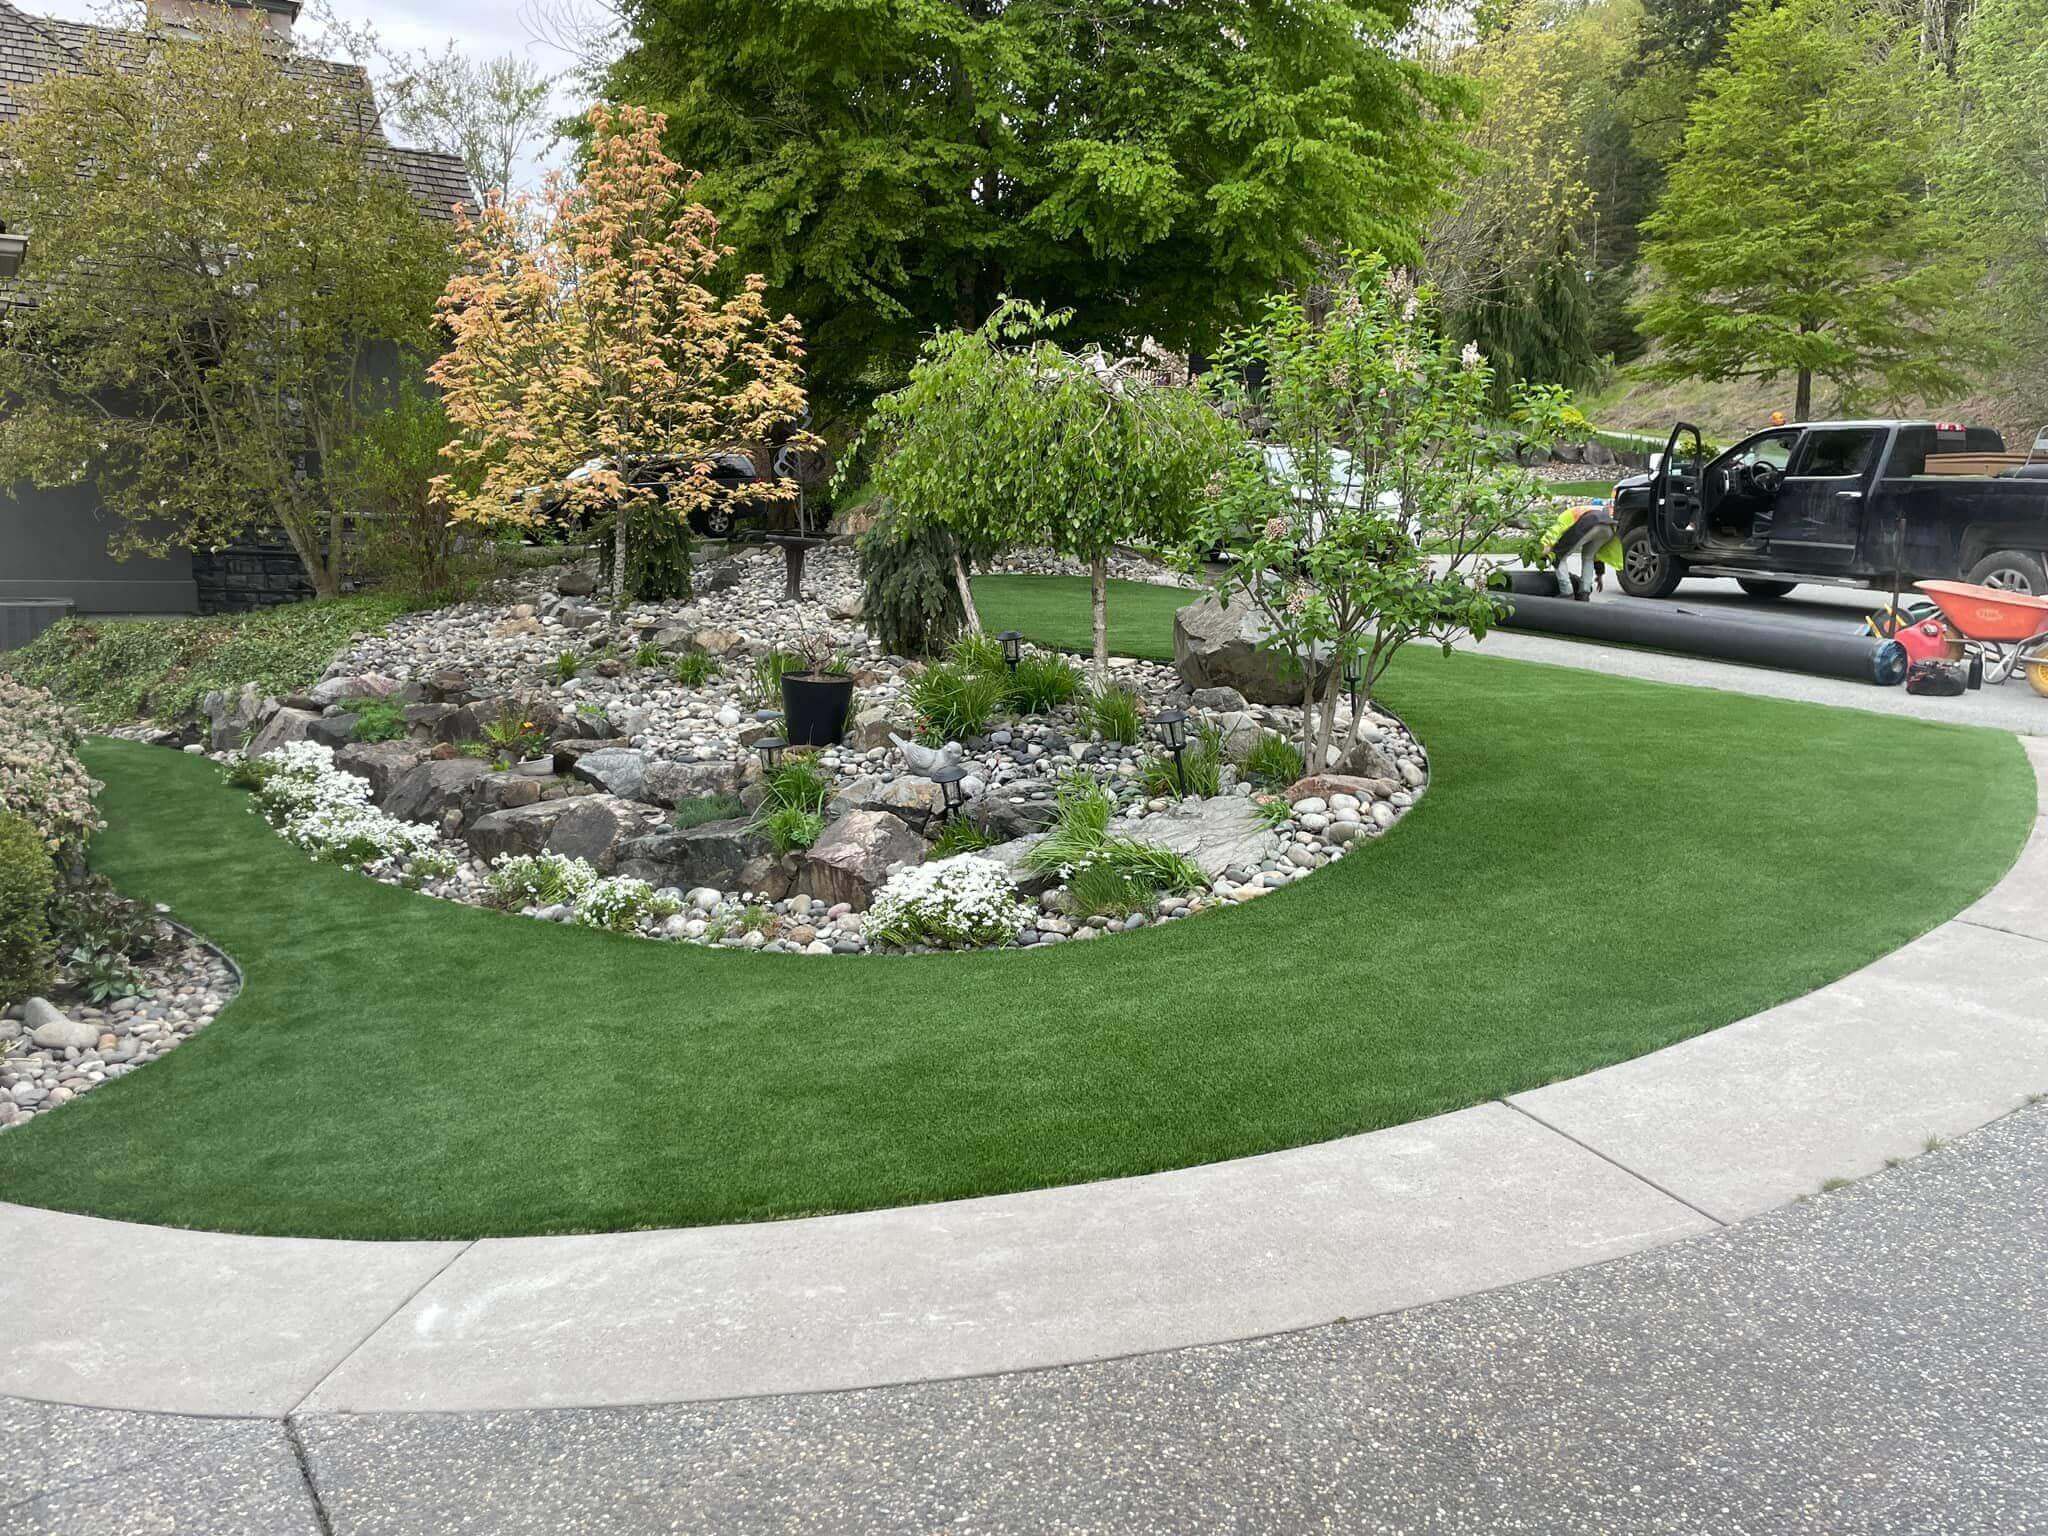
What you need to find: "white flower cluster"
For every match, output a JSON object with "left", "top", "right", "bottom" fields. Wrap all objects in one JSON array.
[
  {"left": 485, "top": 851, "right": 678, "bottom": 933},
  {"left": 252, "top": 742, "right": 439, "bottom": 868},
  {"left": 867, "top": 855, "right": 1033, "bottom": 949}
]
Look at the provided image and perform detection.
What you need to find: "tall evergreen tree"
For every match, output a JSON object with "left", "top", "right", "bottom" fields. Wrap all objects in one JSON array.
[
  {"left": 605, "top": 0, "right": 1466, "bottom": 404},
  {"left": 1634, "top": 0, "right": 1967, "bottom": 419}
]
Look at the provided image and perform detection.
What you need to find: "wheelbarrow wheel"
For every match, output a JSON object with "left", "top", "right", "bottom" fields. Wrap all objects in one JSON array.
[
  {"left": 2028, "top": 660, "right": 2048, "bottom": 698},
  {"left": 1981, "top": 642, "right": 2021, "bottom": 684}
]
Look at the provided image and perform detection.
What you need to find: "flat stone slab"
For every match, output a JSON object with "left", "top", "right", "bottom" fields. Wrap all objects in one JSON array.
[
  {"left": 1511, "top": 918, "right": 2048, "bottom": 1224},
  {"left": 299, "top": 1103, "right": 1709, "bottom": 1413},
  {"left": 0, "top": 1203, "right": 464, "bottom": 1416}
]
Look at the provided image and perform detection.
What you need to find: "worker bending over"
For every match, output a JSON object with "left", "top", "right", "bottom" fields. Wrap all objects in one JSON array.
[{"left": 1541, "top": 501, "right": 1623, "bottom": 602}]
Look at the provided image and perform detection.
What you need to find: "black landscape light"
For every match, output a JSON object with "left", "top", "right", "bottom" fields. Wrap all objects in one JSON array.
[
  {"left": 1343, "top": 651, "right": 1362, "bottom": 720},
  {"left": 1152, "top": 709, "right": 1189, "bottom": 795},
  {"left": 998, "top": 630, "right": 1023, "bottom": 671},
  {"left": 755, "top": 737, "right": 787, "bottom": 774},
  {"left": 0, "top": 224, "right": 27, "bottom": 281},
  {"left": 929, "top": 764, "right": 968, "bottom": 822}
]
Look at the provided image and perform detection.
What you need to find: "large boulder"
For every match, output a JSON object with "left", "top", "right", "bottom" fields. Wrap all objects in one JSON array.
[
  {"left": 613, "top": 818, "right": 767, "bottom": 889},
  {"left": 570, "top": 747, "right": 650, "bottom": 802},
  {"left": 1328, "top": 737, "right": 1401, "bottom": 781},
  {"left": 383, "top": 757, "right": 491, "bottom": 825},
  {"left": 1125, "top": 796, "right": 1282, "bottom": 880},
  {"left": 640, "top": 757, "right": 745, "bottom": 808},
  {"left": 798, "top": 809, "right": 924, "bottom": 910},
  {"left": 465, "top": 794, "right": 657, "bottom": 870},
  {"left": 826, "top": 774, "right": 948, "bottom": 830},
  {"left": 202, "top": 683, "right": 266, "bottom": 754},
  {"left": 333, "top": 740, "right": 430, "bottom": 801},
  {"left": 550, "top": 737, "right": 633, "bottom": 775},
  {"left": 1171, "top": 595, "right": 1333, "bottom": 706},
  {"left": 847, "top": 705, "right": 902, "bottom": 753},
  {"left": 962, "top": 791, "right": 1059, "bottom": 841},
  {"left": 307, "top": 672, "right": 398, "bottom": 708},
  {"left": 245, "top": 706, "right": 320, "bottom": 759}
]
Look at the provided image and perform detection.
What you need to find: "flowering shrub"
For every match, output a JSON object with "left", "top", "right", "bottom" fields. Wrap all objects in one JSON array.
[
  {"left": 484, "top": 851, "right": 598, "bottom": 909},
  {"left": 484, "top": 852, "right": 677, "bottom": 931},
  {"left": 247, "top": 740, "right": 439, "bottom": 868},
  {"left": 0, "top": 677, "right": 102, "bottom": 854},
  {"left": 867, "top": 855, "right": 1033, "bottom": 949}
]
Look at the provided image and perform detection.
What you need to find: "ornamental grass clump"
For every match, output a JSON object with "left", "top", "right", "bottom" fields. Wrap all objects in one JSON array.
[
  {"left": 1007, "top": 652, "right": 1081, "bottom": 714},
  {"left": 1026, "top": 770, "right": 1206, "bottom": 911},
  {"left": 1240, "top": 731, "right": 1306, "bottom": 789},
  {"left": 1140, "top": 721, "right": 1226, "bottom": 798},
  {"left": 906, "top": 661, "right": 1010, "bottom": 742},
  {"left": 867, "top": 856, "right": 1034, "bottom": 949},
  {"left": 750, "top": 752, "right": 832, "bottom": 853},
  {"left": 245, "top": 741, "right": 439, "bottom": 868},
  {"left": 1081, "top": 685, "right": 1143, "bottom": 745}
]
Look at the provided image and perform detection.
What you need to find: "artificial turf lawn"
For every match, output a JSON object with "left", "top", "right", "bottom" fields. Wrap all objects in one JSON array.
[{"left": 0, "top": 576, "right": 2030, "bottom": 1239}]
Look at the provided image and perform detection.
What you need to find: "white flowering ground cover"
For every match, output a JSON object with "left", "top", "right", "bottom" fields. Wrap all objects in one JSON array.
[
  {"left": 251, "top": 741, "right": 440, "bottom": 868},
  {"left": 867, "top": 856, "right": 1037, "bottom": 949}
]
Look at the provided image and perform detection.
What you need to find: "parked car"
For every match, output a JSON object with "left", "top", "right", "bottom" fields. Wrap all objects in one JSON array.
[
  {"left": 1610, "top": 419, "right": 2048, "bottom": 599},
  {"left": 523, "top": 451, "right": 777, "bottom": 541}
]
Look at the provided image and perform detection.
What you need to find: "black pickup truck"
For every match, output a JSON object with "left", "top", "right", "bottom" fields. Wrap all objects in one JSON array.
[{"left": 1610, "top": 419, "right": 2048, "bottom": 599}]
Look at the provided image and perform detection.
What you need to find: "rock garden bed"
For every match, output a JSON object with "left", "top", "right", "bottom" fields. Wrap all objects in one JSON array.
[{"left": 177, "top": 545, "right": 1428, "bottom": 955}]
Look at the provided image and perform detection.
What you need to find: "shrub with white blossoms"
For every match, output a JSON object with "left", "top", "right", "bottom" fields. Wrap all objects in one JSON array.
[
  {"left": 248, "top": 740, "right": 438, "bottom": 867},
  {"left": 867, "top": 855, "right": 1034, "bottom": 949},
  {"left": 485, "top": 852, "right": 679, "bottom": 932}
]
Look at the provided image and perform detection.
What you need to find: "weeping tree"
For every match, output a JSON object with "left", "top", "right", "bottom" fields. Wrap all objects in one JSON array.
[{"left": 849, "top": 301, "right": 1232, "bottom": 675}]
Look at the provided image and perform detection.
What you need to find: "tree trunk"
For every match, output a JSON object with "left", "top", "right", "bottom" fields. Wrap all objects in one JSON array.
[
  {"left": 1089, "top": 555, "right": 1109, "bottom": 679},
  {"left": 1795, "top": 368, "right": 1812, "bottom": 423},
  {"left": 611, "top": 510, "right": 628, "bottom": 609},
  {"left": 953, "top": 551, "right": 983, "bottom": 633}
]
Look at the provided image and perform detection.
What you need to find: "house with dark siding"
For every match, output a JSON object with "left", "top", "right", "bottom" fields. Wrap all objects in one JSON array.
[{"left": 0, "top": 0, "right": 469, "bottom": 630}]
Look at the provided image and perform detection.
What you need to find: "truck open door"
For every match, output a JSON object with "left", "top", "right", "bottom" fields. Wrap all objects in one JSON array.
[{"left": 1653, "top": 422, "right": 1708, "bottom": 554}]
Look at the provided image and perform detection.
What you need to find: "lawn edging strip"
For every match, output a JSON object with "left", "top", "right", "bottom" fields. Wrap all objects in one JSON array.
[{"left": 2, "top": 749, "right": 2043, "bottom": 1416}]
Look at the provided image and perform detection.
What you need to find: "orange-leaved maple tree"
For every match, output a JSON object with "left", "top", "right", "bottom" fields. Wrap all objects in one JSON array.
[{"left": 430, "top": 104, "right": 815, "bottom": 604}]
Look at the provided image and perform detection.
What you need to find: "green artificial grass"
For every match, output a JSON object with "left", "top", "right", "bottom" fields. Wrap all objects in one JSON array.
[
  {"left": 0, "top": 577, "right": 2030, "bottom": 1239},
  {"left": 1548, "top": 478, "right": 1621, "bottom": 498}
]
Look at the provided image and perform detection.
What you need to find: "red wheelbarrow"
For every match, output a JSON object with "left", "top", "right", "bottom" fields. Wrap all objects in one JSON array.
[{"left": 1916, "top": 579, "right": 2048, "bottom": 693}]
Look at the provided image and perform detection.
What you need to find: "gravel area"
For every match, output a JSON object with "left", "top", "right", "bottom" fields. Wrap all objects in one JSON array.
[{"left": 0, "top": 926, "right": 239, "bottom": 1133}]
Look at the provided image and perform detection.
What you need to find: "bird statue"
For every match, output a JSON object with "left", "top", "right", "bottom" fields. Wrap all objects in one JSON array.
[{"left": 890, "top": 734, "right": 963, "bottom": 776}]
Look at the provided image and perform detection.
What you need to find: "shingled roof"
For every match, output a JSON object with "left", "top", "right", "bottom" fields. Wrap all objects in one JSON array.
[{"left": 0, "top": 0, "right": 473, "bottom": 221}]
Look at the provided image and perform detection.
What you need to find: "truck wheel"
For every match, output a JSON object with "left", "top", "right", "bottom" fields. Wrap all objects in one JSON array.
[
  {"left": 1618, "top": 526, "right": 1683, "bottom": 598},
  {"left": 1736, "top": 578, "right": 1798, "bottom": 600},
  {"left": 1965, "top": 550, "right": 2048, "bottom": 596}
]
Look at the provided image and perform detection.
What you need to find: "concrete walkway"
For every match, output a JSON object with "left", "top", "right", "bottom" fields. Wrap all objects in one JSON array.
[
  {"left": 7, "top": 743, "right": 2045, "bottom": 1422},
  {"left": 10, "top": 1100, "right": 2044, "bottom": 1532}
]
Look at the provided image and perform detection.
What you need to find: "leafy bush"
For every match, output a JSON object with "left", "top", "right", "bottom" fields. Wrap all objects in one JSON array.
[
  {"left": 867, "top": 856, "right": 1033, "bottom": 948},
  {"left": 928, "top": 818, "right": 996, "bottom": 859},
  {"left": 906, "top": 662, "right": 1010, "bottom": 742},
  {"left": 1008, "top": 653, "right": 1080, "bottom": 713},
  {"left": 1140, "top": 720, "right": 1225, "bottom": 799},
  {"left": 1240, "top": 731, "right": 1305, "bottom": 789},
  {"left": 671, "top": 652, "right": 719, "bottom": 687},
  {"left": 596, "top": 500, "right": 694, "bottom": 601},
  {"left": 329, "top": 380, "right": 494, "bottom": 603},
  {"left": 0, "top": 811, "right": 53, "bottom": 1005},
  {"left": 1081, "top": 686, "right": 1143, "bottom": 745},
  {"left": 1253, "top": 794, "right": 1295, "bottom": 830},
  {"left": 1, "top": 596, "right": 410, "bottom": 726},
  {"left": 225, "top": 756, "right": 277, "bottom": 791},
  {"left": 857, "top": 513, "right": 969, "bottom": 657},
  {"left": 672, "top": 794, "right": 745, "bottom": 829},
  {"left": 0, "top": 678, "right": 102, "bottom": 854},
  {"left": 47, "top": 871, "right": 162, "bottom": 965},
  {"left": 757, "top": 803, "right": 825, "bottom": 855},
  {"left": 346, "top": 696, "right": 408, "bottom": 743},
  {"left": 574, "top": 875, "right": 678, "bottom": 932},
  {"left": 61, "top": 941, "right": 149, "bottom": 1005}
]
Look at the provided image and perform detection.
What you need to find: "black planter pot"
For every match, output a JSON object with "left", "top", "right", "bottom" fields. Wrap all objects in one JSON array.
[{"left": 781, "top": 672, "right": 856, "bottom": 747}]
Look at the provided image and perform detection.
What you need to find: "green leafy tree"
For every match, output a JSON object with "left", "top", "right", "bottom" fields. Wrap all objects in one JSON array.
[
  {"left": 0, "top": 19, "right": 454, "bottom": 598},
  {"left": 1939, "top": 0, "right": 2048, "bottom": 423},
  {"left": 605, "top": 0, "right": 1467, "bottom": 402},
  {"left": 1192, "top": 261, "right": 1572, "bottom": 769},
  {"left": 1634, "top": 0, "right": 1967, "bottom": 419},
  {"left": 851, "top": 302, "right": 1232, "bottom": 674}
]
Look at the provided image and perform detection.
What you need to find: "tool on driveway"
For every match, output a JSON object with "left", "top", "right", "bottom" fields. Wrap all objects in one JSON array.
[{"left": 1913, "top": 580, "right": 2048, "bottom": 694}]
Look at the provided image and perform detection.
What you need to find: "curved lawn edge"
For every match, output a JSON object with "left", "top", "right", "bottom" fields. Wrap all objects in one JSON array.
[{"left": 0, "top": 591, "right": 2031, "bottom": 1239}]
